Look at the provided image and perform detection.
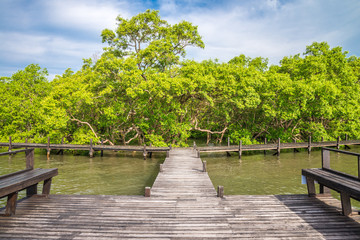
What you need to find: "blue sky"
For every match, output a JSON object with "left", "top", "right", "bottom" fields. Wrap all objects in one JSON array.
[{"left": 0, "top": 0, "right": 359, "bottom": 79}]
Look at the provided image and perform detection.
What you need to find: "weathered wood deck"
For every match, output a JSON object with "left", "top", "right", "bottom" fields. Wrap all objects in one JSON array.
[{"left": 1, "top": 149, "right": 360, "bottom": 239}]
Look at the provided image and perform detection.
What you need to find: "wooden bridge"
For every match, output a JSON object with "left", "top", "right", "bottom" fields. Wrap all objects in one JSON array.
[
  {"left": 0, "top": 137, "right": 170, "bottom": 159},
  {"left": 196, "top": 138, "right": 360, "bottom": 158},
  {"left": 1, "top": 149, "right": 360, "bottom": 239}
]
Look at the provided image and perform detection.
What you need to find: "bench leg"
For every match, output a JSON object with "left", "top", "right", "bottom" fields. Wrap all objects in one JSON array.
[
  {"left": 42, "top": 178, "right": 52, "bottom": 195},
  {"left": 319, "top": 184, "right": 331, "bottom": 194},
  {"left": 340, "top": 192, "right": 352, "bottom": 216},
  {"left": 26, "top": 184, "right": 38, "bottom": 197},
  {"left": 5, "top": 192, "right": 18, "bottom": 216},
  {"left": 306, "top": 177, "right": 316, "bottom": 197}
]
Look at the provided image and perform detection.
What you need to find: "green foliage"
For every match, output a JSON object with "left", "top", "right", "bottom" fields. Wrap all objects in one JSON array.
[{"left": 0, "top": 10, "right": 359, "bottom": 147}]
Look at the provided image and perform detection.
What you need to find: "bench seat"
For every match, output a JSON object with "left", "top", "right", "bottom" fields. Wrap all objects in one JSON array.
[
  {"left": 0, "top": 168, "right": 58, "bottom": 216},
  {"left": 302, "top": 168, "right": 360, "bottom": 215}
]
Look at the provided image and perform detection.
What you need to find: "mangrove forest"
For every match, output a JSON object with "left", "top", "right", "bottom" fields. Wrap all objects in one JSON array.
[{"left": 1, "top": 10, "right": 360, "bottom": 147}]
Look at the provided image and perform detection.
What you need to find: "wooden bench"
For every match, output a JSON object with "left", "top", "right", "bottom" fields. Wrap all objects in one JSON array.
[
  {"left": 0, "top": 149, "right": 58, "bottom": 216},
  {"left": 302, "top": 147, "right": 360, "bottom": 215}
]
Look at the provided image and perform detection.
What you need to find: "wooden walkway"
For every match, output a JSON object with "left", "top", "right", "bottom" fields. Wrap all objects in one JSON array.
[
  {"left": 197, "top": 140, "right": 360, "bottom": 157},
  {"left": 1, "top": 149, "right": 360, "bottom": 239},
  {"left": 151, "top": 149, "right": 216, "bottom": 198}
]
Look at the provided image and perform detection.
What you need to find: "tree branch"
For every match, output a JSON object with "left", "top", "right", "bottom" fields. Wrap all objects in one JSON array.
[{"left": 70, "top": 117, "right": 98, "bottom": 139}]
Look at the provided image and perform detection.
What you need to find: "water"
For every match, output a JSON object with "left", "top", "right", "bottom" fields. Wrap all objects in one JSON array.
[
  {"left": 1, "top": 146, "right": 359, "bottom": 209},
  {"left": 202, "top": 147, "right": 360, "bottom": 208},
  {"left": 0, "top": 150, "right": 165, "bottom": 208}
]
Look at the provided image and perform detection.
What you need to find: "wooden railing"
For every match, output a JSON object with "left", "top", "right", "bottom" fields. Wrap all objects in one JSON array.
[
  {"left": 0, "top": 149, "right": 34, "bottom": 169},
  {"left": 322, "top": 147, "right": 360, "bottom": 179}
]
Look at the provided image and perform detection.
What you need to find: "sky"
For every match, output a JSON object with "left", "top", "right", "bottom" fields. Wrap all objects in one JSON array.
[{"left": 0, "top": 0, "right": 359, "bottom": 79}]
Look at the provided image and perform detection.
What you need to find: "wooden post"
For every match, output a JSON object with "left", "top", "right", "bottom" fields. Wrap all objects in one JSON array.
[
  {"left": 337, "top": 136, "right": 340, "bottom": 149},
  {"left": 197, "top": 150, "right": 200, "bottom": 158},
  {"left": 227, "top": 137, "right": 230, "bottom": 147},
  {"left": 60, "top": 137, "right": 64, "bottom": 155},
  {"left": 100, "top": 139, "right": 104, "bottom": 157},
  {"left": 26, "top": 184, "right": 38, "bottom": 197},
  {"left": 47, "top": 137, "right": 50, "bottom": 159},
  {"left": 345, "top": 134, "right": 348, "bottom": 141},
  {"left": 89, "top": 139, "right": 94, "bottom": 158},
  {"left": 217, "top": 186, "right": 224, "bottom": 198},
  {"left": 193, "top": 141, "right": 196, "bottom": 150},
  {"left": 143, "top": 144, "right": 147, "bottom": 160},
  {"left": 308, "top": 136, "right": 311, "bottom": 154},
  {"left": 264, "top": 138, "right": 267, "bottom": 155},
  {"left": 149, "top": 143, "right": 153, "bottom": 158},
  {"left": 358, "top": 156, "right": 360, "bottom": 179},
  {"left": 321, "top": 137, "right": 324, "bottom": 142},
  {"left": 202, "top": 161, "right": 207, "bottom": 172},
  {"left": 8, "top": 136, "right": 12, "bottom": 152},
  {"left": 322, "top": 148, "right": 330, "bottom": 169},
  {"left": 26, "top": 149, "right": 34, "bottom": 170},
  {"left": 25, "top": 138, "right": 28, "bottom": 150},
  {"left": 5, "top": 192, "right": 18, "bottom": 216},
  {"left": 169, "top": 144, "right": 172, "bottom": 150},
  {"left": 305, "top": 177, "right": 316, "bottom": 197},
  {"left": 238, "top": 140, "right": 242, "bottom": 159},
  {"left": 159, "top": 164, "right": 163, "bottom": 172},
  {"left": 42, "top": 178, "right": 53, "bottom": 195},
  {"left": 277, "top": 138, "right": 280, "bottom": 156},
  {"left": 340, "top": 192, "right": 352, "bottom": 215},
  {"left": 166, "top": 150, "right": 170, "bottom": 158},
  {"left": 293, "top": 139, "right": 297, "bottom": 153},
  {"left": 320, "top": 148, "right": 331, "bottom": 194},
  {"left": 145, "top": 187, "right": 151, "bottom": 197}
]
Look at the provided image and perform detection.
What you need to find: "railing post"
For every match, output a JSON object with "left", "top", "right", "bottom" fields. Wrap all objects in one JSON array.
[
  {"left": 227, "top": 137, "right": 230, "bottom": 147},
  {"left": 8, "top": 136, "right": 12, "bottom": 152},
  {"left": 25, "top": 138, "right": 28, "bottom": 150},
  {"left": 145, "top": 187, "right": 151, "bottom": 197},
  {"left": 358, "top": 156, "right": 360, "bottom": 179},
  {"left": 308, "top": 136, "right": 312, "bottom": 154},
  {"left": 89, "top": 139, "right": 94, "bottom": 158},
  {"left": 337, "top": 136, "right": 340, "bottom": 149},
  {"left": 60, "top": 137, "right": 64, "bottom": 155},
  {"left": 193, "top": 141, "right": 196, "bottom": 150},
  {"left": 277, "top": 138, "right": 280, "bottom": 156},
  {"left": 197, "top": 150, "right": 200, "bottom": 158},
  {"left": 143, "top": 144, "right": 147, "bottom": 160},
  {"left": 238, "top": 140, "right": 242, "bottom": 159},
  {"left": 100, "top": 139, "right": 104, "bottom": 157},
  {"left": 202, "top": 161, "right": 207, "bottom": 172},
  {"left": 264, "top": 138, "right": 267, "bottom": 155},
  {"left": 322, "top": 148, "right": 330, "bottom": 169},
  {"left": 47, "top": 137, "right": 50, "bottom": 159},
  {"left": 26, "top": 149, "right": 34, "bottom": 170},
  {"left": 217, "top": 186, "right": 224, "bottom": 198},
  {"left": 345, "top": 134, "right": 348, "bottom": 141},
  {"left": 148, "top": 143, "right": 153, "bottom": 158}
]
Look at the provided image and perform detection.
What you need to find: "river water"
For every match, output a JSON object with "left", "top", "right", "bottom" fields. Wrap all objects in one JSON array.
[{"left": 0, "top": 146, "right": 359, "bottom": 208}]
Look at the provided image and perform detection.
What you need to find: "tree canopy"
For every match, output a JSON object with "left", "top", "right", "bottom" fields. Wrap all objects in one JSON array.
[{"left": 1, "top": 10, "right": 360, "bottom": 147}]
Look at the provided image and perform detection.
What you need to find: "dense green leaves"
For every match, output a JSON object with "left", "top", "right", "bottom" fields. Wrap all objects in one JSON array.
[{"left": 1, "top": 10, "right": 360, "bottom": 147}]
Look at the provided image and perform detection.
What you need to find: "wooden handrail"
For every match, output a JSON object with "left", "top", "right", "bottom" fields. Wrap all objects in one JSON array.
[
  {"left": 321, "top": 147, "right": 360, "bottom": 178},
  {"left": 0, "top": 149, "right": 34, "bottom": 170}
]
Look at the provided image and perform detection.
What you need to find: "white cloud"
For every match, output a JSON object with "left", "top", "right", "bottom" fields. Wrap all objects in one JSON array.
[
  {"left": 0, "top": 31, "right": 103, "bottom": 75},
  {"left": 159, "top": 0, "right": 360, "bottom": 64},
  {"left": 41, "top": 0, "right": 130, "bottom": 33},
  {"left": 0, "top": 0, "right": 359, "bottom": 79}
]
